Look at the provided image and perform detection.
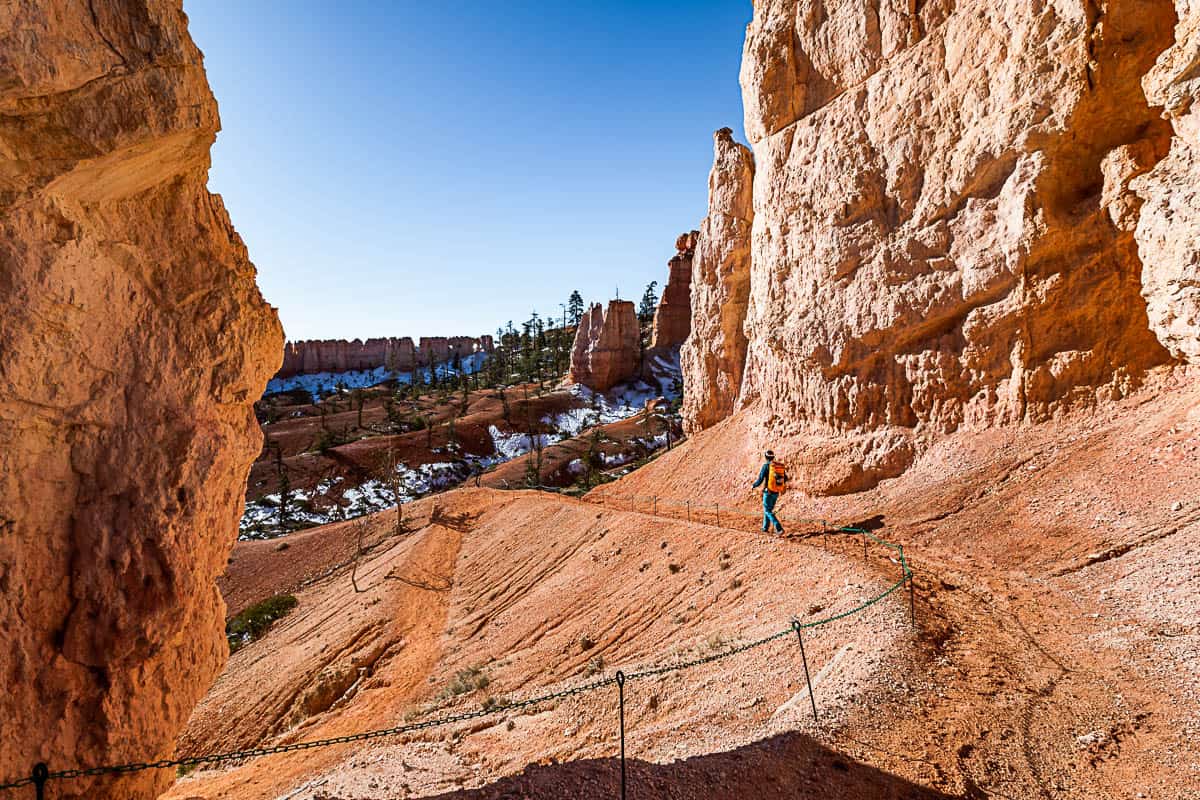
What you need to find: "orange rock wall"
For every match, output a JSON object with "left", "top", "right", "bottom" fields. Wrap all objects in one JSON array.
[
  {"left": 0, "top": 2, "right": 282, "bottom": 797},
  {"left": 684, "top": 0, "right": 1184, "bottom": 493}
]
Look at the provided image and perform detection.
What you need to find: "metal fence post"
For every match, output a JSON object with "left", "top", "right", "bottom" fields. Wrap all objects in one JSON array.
[
  {"left": 862, "top": 530, "right": 867, "bottom": 562},
  {"left": 908, "top": 571, "right": 916, "bottom": 626},
  {"left": 32, "top": 763, "right": 48, "bottom": 800},
  {"left": 616, "top": 671, "right": 627, "bottom": 800},
  {"left": 790, "top": 620, "right": 818, "bottom": 722},
  {"left": 686, "top": 500, "right": 691, "bottom": 523},
  {"left": 715, "top": 503, "right": 721, "bottom": 527}
]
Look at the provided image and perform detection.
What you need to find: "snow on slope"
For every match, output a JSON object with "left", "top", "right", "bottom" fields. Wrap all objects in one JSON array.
[{"left": 264, "top": 352, "right": 489, "bottom": 401}]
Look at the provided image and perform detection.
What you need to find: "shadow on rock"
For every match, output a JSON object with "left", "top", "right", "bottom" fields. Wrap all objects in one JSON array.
[{"left": 423, "top": 731, "right": 960, "bottom": 799}]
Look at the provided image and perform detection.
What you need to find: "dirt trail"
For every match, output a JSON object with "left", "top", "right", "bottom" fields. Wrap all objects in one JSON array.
[
  {"left": 171, "top": 489, "right": 911, "bottom": 799},
  {"left": 598, "top": 369, "right": 1200, "bottom": 799}
]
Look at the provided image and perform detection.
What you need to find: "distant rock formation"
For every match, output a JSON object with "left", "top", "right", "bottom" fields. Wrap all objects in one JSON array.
[
  {"left": 568, "top": 300, "right": 640, "bottom": 391},
  {"left": 276, "top": 334, "right": 493, "bottom": 379},
  {"left": 0, "top": 2, "right": 282, "bottom": 797},
  {"left": 680, "top": 129, "right": 754, "bottom": 434},
  {"left": 681, "top": 0, "right": 1188, "bottom": 494},
  {"left": 650, "top": 231, "right": 698, "bottom": 349}
]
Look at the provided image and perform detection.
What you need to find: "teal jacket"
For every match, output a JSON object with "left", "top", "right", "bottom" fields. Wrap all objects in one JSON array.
[{"left": 752, "top": 462, "right": 773, "bottom": 492}]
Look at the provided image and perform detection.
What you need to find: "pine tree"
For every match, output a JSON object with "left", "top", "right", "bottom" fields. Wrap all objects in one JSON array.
[
  {"left": 568, "top": 290, "right": 584, "bottom": 326},
  {"left": 638, "top": 281, "right": 659, "bottom": 326}
]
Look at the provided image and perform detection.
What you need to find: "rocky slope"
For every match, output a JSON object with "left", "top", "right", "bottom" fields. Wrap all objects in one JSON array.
[
  {"left": 0, "top": 1, "right": 281, "bottom": 798},
  {"left": 568, "top": 300, "right": 640, "bottom": 391},
  {"left": 278, "top": 335, "right": 493, "bottom": 379},
  {"left": 169, "top": 368, "right": 1199, "bottom": 799},
  {"left": 170, "top": 489, "right": 907, "bottom": 800},
  {"left": 649, "top": 231, "right": 698, "bottom": 349},
  {"left": 684, "top": 0, "right": 1197, "bottom": 493}
]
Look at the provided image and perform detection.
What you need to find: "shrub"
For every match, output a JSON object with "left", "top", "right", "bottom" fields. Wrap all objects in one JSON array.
[
  {"left": 226, "top": 594, "right": 298, "bottom": 653},
  {"left": 442, "top": 665, "right": 490, "bottom": 698}
]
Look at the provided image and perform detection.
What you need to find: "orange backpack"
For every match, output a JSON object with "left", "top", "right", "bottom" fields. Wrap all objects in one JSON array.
[{"left": 766, "top": 461, "right": 788, "bottom": 493}]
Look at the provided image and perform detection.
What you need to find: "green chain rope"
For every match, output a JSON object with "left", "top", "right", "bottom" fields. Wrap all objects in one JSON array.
[{"left": 0, "top": 496, "right": 913, "bottom": 793}]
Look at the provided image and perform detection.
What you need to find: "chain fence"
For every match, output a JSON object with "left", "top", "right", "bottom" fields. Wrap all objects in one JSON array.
[{"left": 2, "top": 492, "right": 915, "bottom": 799}]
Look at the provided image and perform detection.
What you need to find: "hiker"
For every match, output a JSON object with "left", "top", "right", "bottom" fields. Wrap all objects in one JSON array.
[{"left": 751, "top": 449, "right": 787, "bottom": 534}]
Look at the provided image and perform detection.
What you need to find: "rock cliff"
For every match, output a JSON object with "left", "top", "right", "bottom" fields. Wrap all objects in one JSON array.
[
  {"left": 650, "top": 231, "right": 698, "bottom": 348},
  {"left": 684, "top": 0, "right": 1191, "bottom": 493},
  {"left": 0, "top": 2, "right": 282, "bottom": 797},
  {"left": 568, "top": 300, "right": 640, "bottom": 391},
  {"left": 1133, "top": 0, "right": 1200, "bottom": 363},
  {"left": 680, "top": 129, "right": 755, "bottom": 434},
  {"left": 276, "top": 335, "right": 492, "bottom": 379}
]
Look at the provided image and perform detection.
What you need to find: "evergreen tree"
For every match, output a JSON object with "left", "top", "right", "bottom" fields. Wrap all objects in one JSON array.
[
  {"left": 638, "top": 281, "right": 659, "bottom": 326},
  {"left": 568, "top": 290, "right": 584, "bottom": 326}
]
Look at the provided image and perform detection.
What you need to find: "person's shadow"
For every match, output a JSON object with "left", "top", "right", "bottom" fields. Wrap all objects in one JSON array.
[{"left": 425, "top": 730, "right": 962, "bottom": 799}]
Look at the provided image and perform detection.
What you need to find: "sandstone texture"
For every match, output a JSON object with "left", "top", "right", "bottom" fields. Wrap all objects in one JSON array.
[
  {"left": 649, "top": 230, "right": 698, "bottom": 348},
  {"left": 680, "top": 129, "right": 755, "bottom": 434},
  {"left": 0, "top": 2, "right": 282, "bottom": 797},
  {"left": 568, "top": 300, "right": 640, "bottom": 391},
  {"left": 1133, "top": 0, "right": 1200, "bottom": 363},
  {"left": 683, "top": 0, "right": 1190, "bottom": 492},
  {"left": 277, "top": 335, "right": 492, "bottom": 379}
]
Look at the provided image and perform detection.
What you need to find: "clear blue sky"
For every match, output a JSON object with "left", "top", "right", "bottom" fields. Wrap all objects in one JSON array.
[{"left": 184, "top": 1, "right": 751, "bottom": 342}]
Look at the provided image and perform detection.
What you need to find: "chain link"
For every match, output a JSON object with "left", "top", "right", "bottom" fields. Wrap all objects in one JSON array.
[{"left": 0, "top": 495, "right": 913, "bottom": 793}]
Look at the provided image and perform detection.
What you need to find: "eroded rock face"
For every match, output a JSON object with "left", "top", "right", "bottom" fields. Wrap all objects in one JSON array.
[
  {"left": 0, "top": 2, "right": 282, "bottom": 797},
  {"left": 277, "top": 335, "right": 491, "bottom": 378},
  {"left": 689, "top": 0, "right": 1180, "bottom": 493},
  {"left": 568, "top": 300, "right": 640, "bottom": 391},
  {"left": 1133, "top": 0, "right": 1200, "bottom": 363},
  {"left": 650, "top": 231, "right": 699, "bottom": 349},
  {"left": 681, "top": 129, "right": 755, "bottom": 434}
]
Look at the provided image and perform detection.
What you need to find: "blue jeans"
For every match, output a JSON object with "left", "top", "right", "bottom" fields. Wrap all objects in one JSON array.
[{"left": 762, "top": 491, "right": 783, "bottom": 531}]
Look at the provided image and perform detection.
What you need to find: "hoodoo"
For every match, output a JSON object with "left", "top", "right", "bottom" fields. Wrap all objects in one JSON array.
[
  {"left": 0, "top": 2, "right": 282, "bottom": 798},
  {"left": 568, "top": 300, "right": 640, "bottom": 391},
  {"left": 680, "top": 128, "right": 755, "bottom": 435},
  {"left": 650, "top": 231, "right": 699, "bottom": 349}
]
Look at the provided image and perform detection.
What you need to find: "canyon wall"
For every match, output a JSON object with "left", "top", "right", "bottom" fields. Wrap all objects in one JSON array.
[
  {"left": 568, "top": 300, "right": 640, "bottom": 391},
  {"left": 650, "top": 231, "right": 699, "bottom": 348},
  {"left": 1133, "top": 0, "right": 1200, "bottom": 363},
  {"left": 683, "top": 0, "right": 1189, "bottom": 494},
  {"left": 680, "top": 129, "right": 755, "bottom": 434},
  {"left": 0, "top": 2, "right": 282, "bottom": 797},
  {"left": 276, "top": 334, "right": 492, "bottom": 378}
]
